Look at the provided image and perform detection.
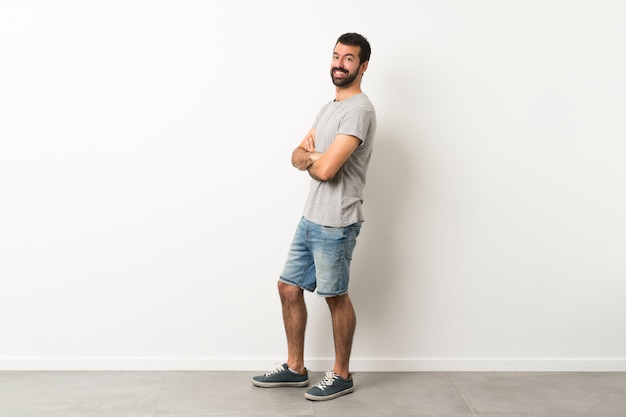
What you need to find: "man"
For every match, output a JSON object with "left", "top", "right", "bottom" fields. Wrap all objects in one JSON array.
[{"left": 252, "top": 32, "right": 376, "bottom": 401}]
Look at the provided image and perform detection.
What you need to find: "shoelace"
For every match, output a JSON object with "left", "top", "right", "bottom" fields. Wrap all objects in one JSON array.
[
  {"left": 264, "top": 363, "right": 286, "bottom": 377},
  {"left": 314, "top": 371, "right": 339, "bottom": 391}
]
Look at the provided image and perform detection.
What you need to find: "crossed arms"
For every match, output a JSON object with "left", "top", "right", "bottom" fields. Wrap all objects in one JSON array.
[{"left": 291, "top": 128, "right": 361, "bottom": 181}]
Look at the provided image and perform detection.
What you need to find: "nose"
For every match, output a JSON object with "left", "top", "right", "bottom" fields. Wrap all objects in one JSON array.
[{"left": 332, "top": 57, "right": 346, "bottom": 70}]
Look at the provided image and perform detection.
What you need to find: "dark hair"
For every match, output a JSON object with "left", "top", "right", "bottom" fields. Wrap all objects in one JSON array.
[{"left": 336, "top": 32, "right": 371, "bottom": 64}]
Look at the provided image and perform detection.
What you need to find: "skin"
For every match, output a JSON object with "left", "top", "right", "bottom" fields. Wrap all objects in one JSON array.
[{"left": 280, "top": 41, "right": 369, "bottom": 380}]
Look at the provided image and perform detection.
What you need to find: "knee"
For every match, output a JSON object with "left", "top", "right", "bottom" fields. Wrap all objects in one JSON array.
[
  {"left": 325, "top": 293, "right": 352, "bottom": 311},
  {"left": 278, "top": 281, "right": 303, "bottom": 304}
]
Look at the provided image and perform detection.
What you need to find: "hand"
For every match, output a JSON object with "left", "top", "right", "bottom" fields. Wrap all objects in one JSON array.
[
  {"left": 303, "top": 132, "right": 316, "bottom": 152},
  {"left": 309, "top": 152, "right": 322, "bottom": 162},
  {"left": 291, "top": 128, "right": 319, "bottom": 171}
]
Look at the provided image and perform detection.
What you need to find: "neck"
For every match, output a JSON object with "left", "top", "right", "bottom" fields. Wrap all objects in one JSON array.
[{"left": 334, "top": 83, "right": 362, "bottom": 102}]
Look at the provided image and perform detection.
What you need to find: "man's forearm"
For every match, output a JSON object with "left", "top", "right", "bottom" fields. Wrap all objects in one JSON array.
[{"left": 307, "top": 165, "right": 323, "bottom": 181}]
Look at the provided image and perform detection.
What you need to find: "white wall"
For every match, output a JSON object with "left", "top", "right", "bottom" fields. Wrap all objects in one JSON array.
[{"left": 1, "top": 0, "right": 625, "bottom": 371}]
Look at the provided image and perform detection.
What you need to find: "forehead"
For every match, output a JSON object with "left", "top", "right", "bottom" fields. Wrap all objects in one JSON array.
[{"left": 333, "top": 42, "right": 361, "bottom": 57}]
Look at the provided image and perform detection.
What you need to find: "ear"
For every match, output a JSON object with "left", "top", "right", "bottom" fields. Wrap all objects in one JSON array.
[{"left": 360, "top": 60, "right": 369, "bottom": 75}]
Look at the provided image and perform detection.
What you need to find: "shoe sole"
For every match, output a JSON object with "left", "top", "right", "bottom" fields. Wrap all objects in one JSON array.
[
  {"left": 251, "top": 379, "right": 309, "bottom": 388},
  {"left": 304, "top": 386, "right": 354, "bottom": 401}
]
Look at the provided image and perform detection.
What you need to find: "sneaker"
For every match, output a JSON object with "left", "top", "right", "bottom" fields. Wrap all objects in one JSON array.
[
  {"left": 304, "top": 371, "right": 354, "bottom": 401},
  {"left": 251, "top": 363, "right": 309, "bottom": 388}
]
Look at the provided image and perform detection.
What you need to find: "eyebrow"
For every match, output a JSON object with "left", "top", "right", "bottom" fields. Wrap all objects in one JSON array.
[{"left": 333, "top": 52, "right": 356, "bottom": 57}]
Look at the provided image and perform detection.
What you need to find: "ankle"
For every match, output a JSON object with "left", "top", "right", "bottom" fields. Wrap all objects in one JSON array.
[
  {"left": 288, "top": 363, "right": 306, "bottom": 375},
  {"left": 333, "top": 369, "right": 350, "bottom": 380}
]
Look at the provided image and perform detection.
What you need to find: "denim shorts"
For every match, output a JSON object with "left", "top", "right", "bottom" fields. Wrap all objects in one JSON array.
[{"left": 279, "top": 217, "right": 362, "bottom": 297}]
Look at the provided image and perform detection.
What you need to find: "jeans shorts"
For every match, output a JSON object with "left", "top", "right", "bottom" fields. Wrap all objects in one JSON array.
[{"left": 279, "top": 217, "right": 362, "bottom": 297}]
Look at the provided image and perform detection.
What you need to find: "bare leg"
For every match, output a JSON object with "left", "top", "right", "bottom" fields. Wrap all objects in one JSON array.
[
  {"left": 278, "top": 281, "right": 307, "bottom": 374},
  {"left": 326, "top": 293, "right": 356, "bottom": 379}
]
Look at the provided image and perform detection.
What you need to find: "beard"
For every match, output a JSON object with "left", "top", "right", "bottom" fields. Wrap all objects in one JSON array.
[{"left": 330, "top": 67, "right": 359, "bottom": 87}]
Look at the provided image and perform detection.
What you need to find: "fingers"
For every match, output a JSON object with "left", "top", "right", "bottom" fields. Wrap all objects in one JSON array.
[
  {"left": 299, "top": 130, "right": 316, "bottom": 152},
  {"left": 306, "top": 134, "right": 316, "bottom": 152}
]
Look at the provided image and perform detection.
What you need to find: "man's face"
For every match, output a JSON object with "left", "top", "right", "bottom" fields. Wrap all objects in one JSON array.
[{"left": 330, "top": 43, "right": 363, "bottom": 87}]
